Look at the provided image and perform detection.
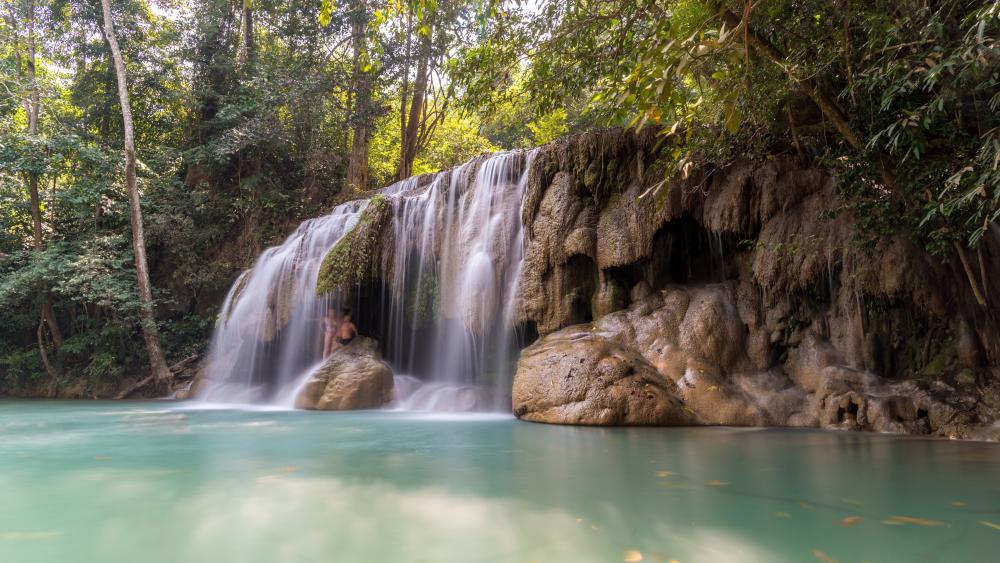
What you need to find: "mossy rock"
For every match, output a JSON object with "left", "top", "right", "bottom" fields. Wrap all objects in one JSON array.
[{"left": 316, "top": 195, "right": 392, "bottom": 294}]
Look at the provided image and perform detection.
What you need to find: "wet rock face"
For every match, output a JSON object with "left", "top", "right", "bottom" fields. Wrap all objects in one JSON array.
[
  {"left": 512, "top": 328, "right": 692, "bottom": 425},
  {"left": 507, "top": 128, "right": 999, "bottom": 439},
  {"left": 295, "top": 337, "right": 394, "bottom": 410},
  {"left": 513, "top": 287, "right": 1000, "bottom": 440}
]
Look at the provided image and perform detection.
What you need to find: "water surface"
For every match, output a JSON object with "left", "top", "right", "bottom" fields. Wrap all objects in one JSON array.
[{"left": 1, "top": 401, "right": 998, "bottom": 562}]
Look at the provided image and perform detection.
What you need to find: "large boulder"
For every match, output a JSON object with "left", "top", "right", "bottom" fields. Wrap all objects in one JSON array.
[
  {"left": 512, "top": 327, "right": 692, "bottom": 425},
  {"left": 295, "top": 337, "right": 394, "bottom": 410}
]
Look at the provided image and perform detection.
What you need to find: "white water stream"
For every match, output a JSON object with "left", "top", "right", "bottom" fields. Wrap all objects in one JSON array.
[{"left": 198, "top": 151, "right": 536, "bottom": 411}]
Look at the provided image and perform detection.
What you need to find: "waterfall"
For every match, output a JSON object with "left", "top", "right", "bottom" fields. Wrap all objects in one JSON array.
[
  {"left": 197, "top": 201, "right": 368, "bottom": 404},
  {"left": 197, "top": 150, "right": 537, "bottom": 411}
]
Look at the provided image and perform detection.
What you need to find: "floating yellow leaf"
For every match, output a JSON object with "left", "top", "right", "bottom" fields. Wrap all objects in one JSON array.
[
  {"left": 979, "top": 521, "right": 1000, "bottom": 531},
  {"left": 798, "top": 501, "right": 815, "bottom": 510},
  {"left": 885, "top": 515, "right": 946, "bottom": 527},
  {"left": 276, "top": 466, "right": 301, "bottom": 474},
  {"left": 812, "top": 550, "right": 838, "bottom": 563},
  {"left": 623, "top": 549, "right": 643, "bottom": 561},
  {"left": 94, "top": 455, "right": 112, "bottom": 461},
  {"left": 774, "top": 511, "right": 791, "bottom": 518},
  {"left": 655, "top": 471, "right": 675, "bottom": 477},
  {"left": 707, "top": 480, "right": 730, "bottom": 487},
  {"left": 706, "top": 385, "right": 719, "bottom": 392},
  {"left": 950, "top": 501, "right": 966, "bottom": 507},
  {"left": 839, "top": 516, "right": 863, "bottom": 527}
]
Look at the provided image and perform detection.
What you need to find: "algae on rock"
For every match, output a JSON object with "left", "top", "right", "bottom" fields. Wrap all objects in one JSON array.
[{"left": 316, "top": 195, "right": 393, "bottom": 294}]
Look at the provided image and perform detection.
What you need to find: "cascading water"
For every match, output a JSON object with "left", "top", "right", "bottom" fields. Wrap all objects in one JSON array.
[
  {"left": 198, "top": 201, "right": 368, "bottom": 404},
  {"left": 197, "top": 150, "right": 537, "bottom": 411}
]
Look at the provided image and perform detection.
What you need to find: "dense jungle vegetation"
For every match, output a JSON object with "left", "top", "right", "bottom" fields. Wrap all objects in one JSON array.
[{"left": 1, "top": 0, "right": 997, "bottom": 396}]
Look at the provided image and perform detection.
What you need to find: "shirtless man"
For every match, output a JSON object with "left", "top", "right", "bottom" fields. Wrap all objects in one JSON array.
[
  {"left": 337, "top": 308, "right": 358, "bottom": 347},
  {"left": 322, "top": 309, "right": 340, "bottom": 358}
]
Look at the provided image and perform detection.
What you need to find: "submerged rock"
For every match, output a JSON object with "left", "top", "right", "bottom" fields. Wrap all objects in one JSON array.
[{"left": 295, "top": 337, "right": 394, "bottom": 410}]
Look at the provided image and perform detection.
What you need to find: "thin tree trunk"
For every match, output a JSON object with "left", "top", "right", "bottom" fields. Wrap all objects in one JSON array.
[
  {"left": 346, "top": 123, "right": 370, "bottom": 191},
  {"left": 398, "top": 10, "right": 412, "bottom": 172},
  {"left": 100, "top": 0, "right": 173, "bottom": 388},
  {"left": 41, "top": 303, "right": 62, "bottom": 348},
  {"left": 37, "top": 320, "right": 60, "bottom": 397},
  {"left": 21, "top": 0, "right": 64, "bottom": 349},
  {"left": 238, "top": 0, "right": 255, "bottom": 67},
  {"left": 955, "top": 241, "right": 987, "bottom": 307},
  {"left": 398, "top": 23, "right": 431, "bottom": 181},
  {"left": 345, "top": 0, "right": 371, "bottom": 192}
]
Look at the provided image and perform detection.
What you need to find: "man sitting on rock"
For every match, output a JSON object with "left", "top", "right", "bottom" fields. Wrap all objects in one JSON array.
[{"left": 336, "top": 308, "right": 358, "bottom": 348}]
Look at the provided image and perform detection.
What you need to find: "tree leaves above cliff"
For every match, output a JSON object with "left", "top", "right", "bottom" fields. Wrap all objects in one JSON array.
[{"left": 455, "top": 0, "right": 1000, "bottom": 254}]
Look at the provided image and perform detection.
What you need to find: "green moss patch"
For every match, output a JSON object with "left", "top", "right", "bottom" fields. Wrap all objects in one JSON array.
[{"left": 316, "top": 195, "right": 392, "bottom": 294}]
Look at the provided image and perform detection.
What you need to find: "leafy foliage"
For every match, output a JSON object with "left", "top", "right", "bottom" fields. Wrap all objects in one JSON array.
[
  {"left": 3, "top": 0, "right": 996, "bottom": 395},
  {"left": 458, "top": 0, "right": 1000, "bottom": 256}
]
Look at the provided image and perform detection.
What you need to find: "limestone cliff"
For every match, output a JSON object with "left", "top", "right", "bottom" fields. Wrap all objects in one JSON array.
[{"left": 509, "top": 128, "right": 1000, "bottom": 440}]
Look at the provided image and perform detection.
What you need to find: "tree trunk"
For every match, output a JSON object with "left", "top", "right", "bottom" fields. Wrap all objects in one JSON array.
[
  {"left": 398, "top": 10, "right": 412, "bottom": 173},
  {"left": 346, "top": 123, "right": 370, "bottom": 192},
  {"left": 25, "top": 0, "right": 42, "bottom": 250},
  {"left": 19, "top": 0, "right": 65, "bottom": 349},
  {"left": 37, "top": 320, "right": 60, "bottom": 397},
  {"left": 955, "top": 241, "right": 988, "bottom": 307},
  {"left": 238, "top": 0, "right": 255, "bottom": 68},
  {"left": 345, "top": 0, "right": 371, "bottom": 192},
  {"left": 398, "top": 23, "right": 431, "bottom": 181},
  {"left": 100, "top": 0, "right": 173, "bottom": 388}
]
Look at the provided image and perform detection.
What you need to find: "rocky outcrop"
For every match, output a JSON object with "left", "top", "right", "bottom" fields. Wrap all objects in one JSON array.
[
  {"left": 512, "top": 327, "right": 693, "bottom": 425},
  {"left": 295, "top": 337, "right": 394, "bottom": 410},
  {"left": 514, "top": 287, "right": 1000, "bottom": 440},
  {"left": 507, "top": 128, "right": 1000, "bottom": 439},
  {"left": 316, "top": 195, "right": 393, "bottom": 294}
]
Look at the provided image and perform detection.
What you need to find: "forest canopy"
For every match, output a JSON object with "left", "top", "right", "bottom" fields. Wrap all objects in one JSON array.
[{"left": 1, "top": 0, "right": 998, "bottom": 395}]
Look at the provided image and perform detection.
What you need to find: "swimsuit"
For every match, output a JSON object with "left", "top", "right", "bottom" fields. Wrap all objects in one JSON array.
[{"left": 337, "top": 336, "right": 354, "bottom": 345}]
